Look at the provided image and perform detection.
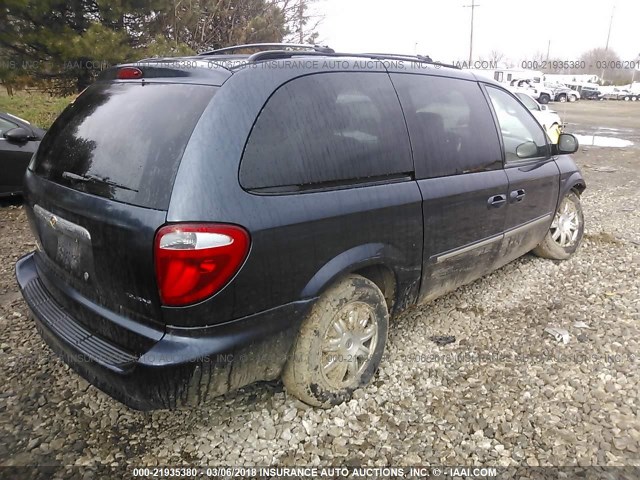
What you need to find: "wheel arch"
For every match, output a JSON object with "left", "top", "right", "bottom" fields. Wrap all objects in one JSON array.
[
  {"left": 571, "top": 181, "right": 586, "bottom": 196},
  {"left": 560, "top": 174, "right": 586, "bottom": 203},
  {"left": 552, "top": 156, "right": 587, "bottom": 216},
  {"left": 351, "top": 264, "right": 397, "bottom": 312},
  {"left": 300, "top": 243, "right": 406, "bottom": 314}
]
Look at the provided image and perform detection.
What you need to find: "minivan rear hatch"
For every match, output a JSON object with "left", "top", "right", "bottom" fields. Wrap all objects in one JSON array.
[{"left": 26, "top": 81, "right": 217, "bottom": 352}]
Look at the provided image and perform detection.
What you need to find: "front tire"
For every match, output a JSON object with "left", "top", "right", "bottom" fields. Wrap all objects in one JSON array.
[
  {"left": 539, "top": 94, "right": 551, "bottom": 104},
  {"left": 533, "top": 191, "right": 584, "bottom": 260},
  {"left": 558, "top": 94, "right": 567, "bottom": 103},
  {"left": 282, "top": 275, "right": 389, "bottom": 407}
]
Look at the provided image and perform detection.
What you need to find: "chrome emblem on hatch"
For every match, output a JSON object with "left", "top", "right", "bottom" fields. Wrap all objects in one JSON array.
[{"left": 34, "top": 205, "right": 91, "bottom": 242}]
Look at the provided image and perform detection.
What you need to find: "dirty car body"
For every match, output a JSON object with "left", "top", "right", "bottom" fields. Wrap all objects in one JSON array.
[{"left": 16, "top": 49, "right": 585, "bottom": 409}]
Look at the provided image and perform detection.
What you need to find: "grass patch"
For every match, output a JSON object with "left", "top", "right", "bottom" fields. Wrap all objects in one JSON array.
[{"left": 0, "top": 89, "right": 73, "bottom": 129}]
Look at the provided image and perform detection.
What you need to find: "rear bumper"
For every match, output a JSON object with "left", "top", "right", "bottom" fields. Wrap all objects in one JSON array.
[{"left": 16, "top": 252, "right": 314, "bottom": 410}]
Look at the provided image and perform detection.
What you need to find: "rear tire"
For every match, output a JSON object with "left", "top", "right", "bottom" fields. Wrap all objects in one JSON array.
[
  {"left": 568, "top": 95, "right": 577, "bottom": 102},
  {"left": 282, "top": 275, "right": 389, "bottom": 407},
  {"left": 558, "top": 94, "right": 567, "bottom": 103},
  {"left": 539, "top": 94, "right": 551, "bottom": 104},
  {"left": 533, "top": 191, "right": 584, "bottom": 260}
]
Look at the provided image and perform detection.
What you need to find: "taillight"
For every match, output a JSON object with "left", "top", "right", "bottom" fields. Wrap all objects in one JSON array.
[
  {"left": 117, "top": 67, "right": 143, "bottom": 80},
  {"left": 154, "top": 224, "right": 250, "bottom": 306}
]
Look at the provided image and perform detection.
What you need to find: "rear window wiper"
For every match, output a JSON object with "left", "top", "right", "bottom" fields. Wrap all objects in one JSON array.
[{"left": 62, "top": 171, "right": 138, "bottom": 192}]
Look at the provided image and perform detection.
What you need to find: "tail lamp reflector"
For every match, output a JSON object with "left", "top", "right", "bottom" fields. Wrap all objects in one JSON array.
[
  {"left": 117, "top": 67, "right": 143, "bottom": 80},
  {"left": 154, "top": 224, "right": 250, "bottom": 306}
]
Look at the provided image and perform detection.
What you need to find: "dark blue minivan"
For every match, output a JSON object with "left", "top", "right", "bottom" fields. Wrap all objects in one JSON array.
[{"left": 16, "top": 44, "right": 585, "bottom": 409}]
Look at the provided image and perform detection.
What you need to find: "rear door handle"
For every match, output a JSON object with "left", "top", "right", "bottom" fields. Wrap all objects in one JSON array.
[
  {"left": 487, "top": 194, "right": 507, "bottom": 208},
  {"left": 510, "top": 189, "right": 526, "bottom": 203}
]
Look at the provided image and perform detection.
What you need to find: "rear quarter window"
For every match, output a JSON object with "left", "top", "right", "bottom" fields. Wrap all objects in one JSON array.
[
  {"left": 33, "top": 82, "right": 217, "bottom": 209},
  {"left": 239, "top": 72, "right": 413, "bottom": 191}
]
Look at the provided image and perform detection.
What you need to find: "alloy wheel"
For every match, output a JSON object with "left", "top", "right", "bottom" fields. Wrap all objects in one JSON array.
[
  {"left": 550, "top": 198, "right": 581, "bottom": 248},
  {"left": 320, "top": 302, "right": 378, "bottom": 389}
]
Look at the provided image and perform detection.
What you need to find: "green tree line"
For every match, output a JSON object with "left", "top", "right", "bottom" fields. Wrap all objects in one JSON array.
[{"left": 0, "top": 0, "right": 320, "bottom": 94}]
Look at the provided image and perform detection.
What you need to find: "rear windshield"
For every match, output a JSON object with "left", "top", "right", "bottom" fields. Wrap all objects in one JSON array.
[{"left": 33, "top": 82, "right": 217, "bottom": 209}]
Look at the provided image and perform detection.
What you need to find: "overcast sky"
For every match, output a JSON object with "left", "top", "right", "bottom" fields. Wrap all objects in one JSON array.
[{"left": 315, "top": 0, "right": 640, "bottom": 64}]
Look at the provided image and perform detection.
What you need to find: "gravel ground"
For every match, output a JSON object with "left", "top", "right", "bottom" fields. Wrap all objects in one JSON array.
[{"left": 1, "top": 105, "right": 639, "bottom": 470}]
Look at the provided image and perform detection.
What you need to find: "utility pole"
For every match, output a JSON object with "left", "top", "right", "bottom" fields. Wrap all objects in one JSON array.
[
  {"left": 601, "top": 2, "right": 615, "bottom": 83},
  {"left": 546, "top": 39, "right": 551, "bottom": 62},
  {"left": 463, "top": 0, "right": 480, "bottom": 66}
]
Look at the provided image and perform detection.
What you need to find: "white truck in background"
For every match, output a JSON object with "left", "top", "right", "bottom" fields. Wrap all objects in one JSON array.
[{"left": 470, "top": 68, "right": 554, "bottom": 103}]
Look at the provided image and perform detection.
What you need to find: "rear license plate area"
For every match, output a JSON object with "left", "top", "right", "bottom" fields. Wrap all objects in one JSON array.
[
  {"left": 55, "top": 235, "right": 82, "bottom": 271},
  {"left": 33, "top": 204, "right": 94, "bottom": 281}
]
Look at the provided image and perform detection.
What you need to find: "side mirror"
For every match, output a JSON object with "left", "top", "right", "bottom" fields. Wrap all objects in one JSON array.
[
  {"left": 516, "top": 141, "right": 539, "bottom": 158},
  {"left": 4, "top": 127, "right": 30, "bottom": 143},
  {"left": 540, "top": 104, "right": 549, "bottom": 111},
  {"left": 555, "top": 134, "right": 579, "bottom": 155}
]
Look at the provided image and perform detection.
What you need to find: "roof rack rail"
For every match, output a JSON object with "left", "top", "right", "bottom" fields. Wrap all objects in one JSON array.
[
  {"left": 198, "top": 43, "right": 335, "bottom": 56},
  {"left": 362, "top": 53, "right": 459, "bottom": 69},
  {"left": 246, "top": 49, "right": 324, "bottom": 62},
  {"left": 237, "top": 50, "right": 460, "bottom": 70},
  {"left": 363, "top": 53, "right": 433, "bottom": 62}
]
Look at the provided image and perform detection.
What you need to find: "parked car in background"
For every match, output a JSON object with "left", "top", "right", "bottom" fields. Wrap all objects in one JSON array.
[
  {"left": 510, "top": 79, "right": 553, "bottom": 104},
  {"left": 16, "top": 45, "right": 585, "bottom": 410},
  {"left": 513, "top": 92, "right": 564, "bottom": 143},
  {"left": 492, "top": 68, "right": 544, "bottom": 85},
  {"left": 578, "top": 85, "right": 604, "bottom": 100},
  {"left": 601, "top": 88, "right": 638, "bottom": 101},
  {"left": 0, "top": 112, "right": 46, "bottom": 197},
  {"left": 545, "top": 82, "right": 579, "bottom": 103}
]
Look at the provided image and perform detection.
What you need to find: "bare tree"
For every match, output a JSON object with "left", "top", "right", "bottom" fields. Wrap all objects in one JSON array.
[
  {"left": 488, "top": 49, "right": 505, "bottom": 66},
  {"left": 579, "top": 48, "right": 633, "bottom": 85},
  {"left": 275, "top": 0, "right": 323, "bottom": 44}
]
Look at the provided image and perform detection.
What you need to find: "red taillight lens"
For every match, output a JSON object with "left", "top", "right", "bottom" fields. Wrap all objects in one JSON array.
[
  {"left": 117, "top": 67, "right": 143, "bottom": 80},
  {"left": 154, "top": 224, "right": 250, "bottom": 306}
]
